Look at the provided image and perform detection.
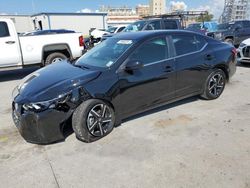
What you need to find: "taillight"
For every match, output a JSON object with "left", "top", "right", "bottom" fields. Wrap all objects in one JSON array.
[
  {"left": 79, "top": 36, "right": 84, "bottom": 47},
  {"left": 231, "top": 48, "right": 237, "bottom": 57}
]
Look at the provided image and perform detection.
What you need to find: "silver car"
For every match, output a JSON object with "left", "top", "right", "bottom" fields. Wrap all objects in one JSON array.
[{"left": 238, "top": 38, "right": 250, "bottom": 64}]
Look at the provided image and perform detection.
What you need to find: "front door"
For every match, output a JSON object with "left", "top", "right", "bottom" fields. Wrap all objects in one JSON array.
[
  {"left": 117, "top": 36, "right": 175, "bottom": 116},
  {"left": 0, "top": 21, "right": 21, "bottom": 67}
]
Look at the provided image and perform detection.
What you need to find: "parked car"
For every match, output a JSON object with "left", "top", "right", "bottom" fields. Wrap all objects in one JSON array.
[
  {"left": 101, "top": 18, "right": 182, "bottom": 41},
  {"left": 186, "top": 21, "right": 218, "bottom": 35},
  {"left": 91, "top": 25, "right": 127, "bottom": 43},
  {"left": 20, "top": 29, "right": 75, "bottom": 36},
  {"left": 90, "top": 28, "right": 109, "bottom": 42},
  {"left": 105, "top": 25, "right": 127, "bottom": 34},
  {"left": 237, "top": 38, "right": 250, "bottom": 64},
  {"left": 12, "top": 30, "right": 237, "bottom": 144},
  {"left": 210, "top": 20, "right": 250, "bottom": 46},
  {"left": 0, "top": 18, "right": 85, "bottom": 69}
]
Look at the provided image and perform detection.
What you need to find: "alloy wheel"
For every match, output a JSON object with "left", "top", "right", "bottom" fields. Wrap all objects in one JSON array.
[
  {"left": 87, "top": 104, "right": 113, "bottom": 137},
  {"left": 52, "top": 57, "right": 63, "bottom": 63},
  {"left": 208, "top": 73, "right": 225, "bottom": 97}
]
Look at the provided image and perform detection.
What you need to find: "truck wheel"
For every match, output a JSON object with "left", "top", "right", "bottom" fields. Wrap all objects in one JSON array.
[
  {"left": 44, "top": 52, "right": 67, "bottom": 66},
  {"left": 200, "top": 69, "right": 226, "bottom": 100},
  {"left": 224, "top": 38, "right": 234, "bottom": 46},
  {"left": 72, "top": 99, "right": 115, "bottom": 143}
]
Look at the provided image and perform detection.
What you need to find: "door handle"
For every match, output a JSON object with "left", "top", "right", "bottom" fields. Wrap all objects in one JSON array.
[
  {"left": 5, "top": 41, "right": 16, "bottom": 44},
  {"left": 205, "top": 54, "right": 214, "bottom": 60},
  {"left": 164, "top": 65, "right": 174, "bottom": 73}
]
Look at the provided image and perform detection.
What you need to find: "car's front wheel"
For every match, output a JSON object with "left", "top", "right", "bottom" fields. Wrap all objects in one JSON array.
[
  {"left": 72, "top": 99, "right": 115, "bottom": 142},
  {"left": 201, "top": 69, "right": 226, "bottom": 100}
]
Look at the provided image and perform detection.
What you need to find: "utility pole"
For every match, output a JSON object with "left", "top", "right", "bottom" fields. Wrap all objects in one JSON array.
[{"left": 32, "top": 0, "right": 36, "bottom": 13}]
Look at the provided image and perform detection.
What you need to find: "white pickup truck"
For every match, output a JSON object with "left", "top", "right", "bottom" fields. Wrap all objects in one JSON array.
[{"left": 0, "top": 18, "right": 85, "bottom": 69}]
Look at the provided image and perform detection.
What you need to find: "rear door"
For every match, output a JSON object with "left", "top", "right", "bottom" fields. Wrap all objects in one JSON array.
[
  {"left": 0, "top": 21, "right": 21, "bottom": 67},
  {"left": 117, "top": 36, "right": 175, "bottom": 116},
  {"left": 171, "top": 33, "right": 212, "bottom": 97}
]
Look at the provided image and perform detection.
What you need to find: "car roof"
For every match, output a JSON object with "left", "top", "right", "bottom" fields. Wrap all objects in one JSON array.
[{"left": 112, "top": 30, "right": 199, "bottom": 41}]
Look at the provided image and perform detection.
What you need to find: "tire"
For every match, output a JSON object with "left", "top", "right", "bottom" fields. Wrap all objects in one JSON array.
[
  {"left": 44, "top": 52, "right": 67, "bottom": 66},
  {"left": 224, "top": 38, "right": 234, "bottom": 46},
  {"left": 72, "top": 99, "right": 115, "bottom": 143},
  {"left": 201, "top": 69, "right": 226, "bottom": 100}
]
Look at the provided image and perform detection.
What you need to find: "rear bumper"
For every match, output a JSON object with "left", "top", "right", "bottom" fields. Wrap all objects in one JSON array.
[{"left": 12, "top": 103, "right": 73, "bottom": 144}]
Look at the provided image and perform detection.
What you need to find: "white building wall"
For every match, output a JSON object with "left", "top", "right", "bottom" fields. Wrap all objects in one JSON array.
[
  {"left": 150, "top": 0, "right": 166, "bottom": 16},
  {"left": 0, "top": 15, "right": 33, "bottom": 33},
  {"left": 49, "top": 15, "right": 106, "bottom": 35},
  {"left": 31, "top": 14, "right": 107, "bottom": 35}
]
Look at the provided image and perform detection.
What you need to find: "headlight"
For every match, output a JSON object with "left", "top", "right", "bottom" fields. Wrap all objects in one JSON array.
[
  {"left": 21, "top": 87, "right": 90, "bottom": 113},
  {"left": 23, "top": 92, "right": 72, "bottom": 112}
]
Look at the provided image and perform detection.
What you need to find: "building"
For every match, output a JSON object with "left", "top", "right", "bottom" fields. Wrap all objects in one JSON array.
[
  {"left": 99, "top": 5, "right": 139, "bottom": 25},
  {"left": 220, "top": 0, "right": 250, "bottom": 23},
  {"left": 0, "top": 15, "right": 33, "bottom": 33},
  {"left": 107, "top": 15, "right": 140, "bottom": 26},
  {"left": 0, "top": 12, "right": 108, "bottom": 35},
  {"left": 99, "top": 6, "right": 136, "bottom": 16},
  {"left": 149, "top": 0, "right": 166, "bottom": 16},
  {"left": 136, "top": 4, "right": 150, "bottom": 17},
  {"left": 232, "top": 0, "right": 250, "bottom": 20},
  {"left": 31, "top": 13, "right": 107, "bottom": 34}
]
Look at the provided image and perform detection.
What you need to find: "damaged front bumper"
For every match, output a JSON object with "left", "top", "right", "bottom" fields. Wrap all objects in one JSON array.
[{"left": 12, "top": 102, "right": 74, "bottom": 144}]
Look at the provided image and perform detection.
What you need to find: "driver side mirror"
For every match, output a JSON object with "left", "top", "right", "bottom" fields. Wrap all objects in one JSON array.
[{"left": 125, "top": 60, "right": 143, "bottom": 71}]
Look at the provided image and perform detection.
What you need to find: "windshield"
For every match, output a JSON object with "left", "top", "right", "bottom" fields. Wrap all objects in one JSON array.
[
  {"left": 123, "top": 21, "right": 147, "bottom": 32},
  {"left": 76, "top": 38, "right": 134, "bottom": 68},
  {"left": 209, "top": 22, "right": 218, "bottom": 32},
  {"left": 106, "top": 27, "right": 117, "bottom": 33},
  {"left": 187, "top": 23, "right": 202, "bottom": 30}
]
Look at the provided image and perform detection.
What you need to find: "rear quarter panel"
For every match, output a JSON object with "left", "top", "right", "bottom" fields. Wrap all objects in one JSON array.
[
  {"left": 209, "top": 40, "right": 236, "bottom": 78},
  {"left": 19, "top": 33, "right": 83, "bottom": 65}
]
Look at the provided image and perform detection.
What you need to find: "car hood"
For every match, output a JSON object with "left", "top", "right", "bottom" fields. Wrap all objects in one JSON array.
[
  {"left": 241, "top": 38, "right": 250, "bottom": 45},
  {"left": 14, "top": 61, "right": 101, "bottom": 103},
  {"left": 214, "top": 29, "right": 230, "bottom": 34}
]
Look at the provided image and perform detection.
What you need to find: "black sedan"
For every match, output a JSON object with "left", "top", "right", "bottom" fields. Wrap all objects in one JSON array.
[{"left": 12, "top": 30, "right": 237, "bottom": 144}]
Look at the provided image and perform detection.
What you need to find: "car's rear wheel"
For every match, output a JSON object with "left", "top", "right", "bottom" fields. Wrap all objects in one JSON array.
[
  {"left": 201, "top": 69, "right": 226, "bottom": 100},
  {"left": 44, "top": 52, "right": 67, "bottom": 66},
  {"left": 72, "top": 99, "right": 115, "bottom": 142}
]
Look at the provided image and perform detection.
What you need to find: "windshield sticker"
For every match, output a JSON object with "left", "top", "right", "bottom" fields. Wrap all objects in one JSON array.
[
  {"left": 117, "top": 40, "right": 133, "bottom": 45},
  {"left": 106, "top": 61, "right": 114, "bottom": 67}
]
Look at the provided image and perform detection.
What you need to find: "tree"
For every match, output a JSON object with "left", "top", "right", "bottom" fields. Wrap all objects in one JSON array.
[{"left": 196, "top": 14, "right": 214, "bottom": 22}]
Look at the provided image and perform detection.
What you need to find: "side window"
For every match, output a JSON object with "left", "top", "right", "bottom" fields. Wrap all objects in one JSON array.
[
  {"left": 129, "top": 37, "right": 168, "bottom": 65},
  {"left": 164, "top": 20, "right": 178, "bottom": 29},
  {"left": 117, "top": 27, "right": 125, "bottom": 33},
  {"left": 0, "top": 22, "right": 10, "bottom": 37},
  {"left": 195, "top": 36, "right": 207, "bottom": 50},
  {"left": 172, "top": 34, "right": 206, "bottom": 56},
  {"left": 145, "top": 21, "right": 161, "bottom": 30}
]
